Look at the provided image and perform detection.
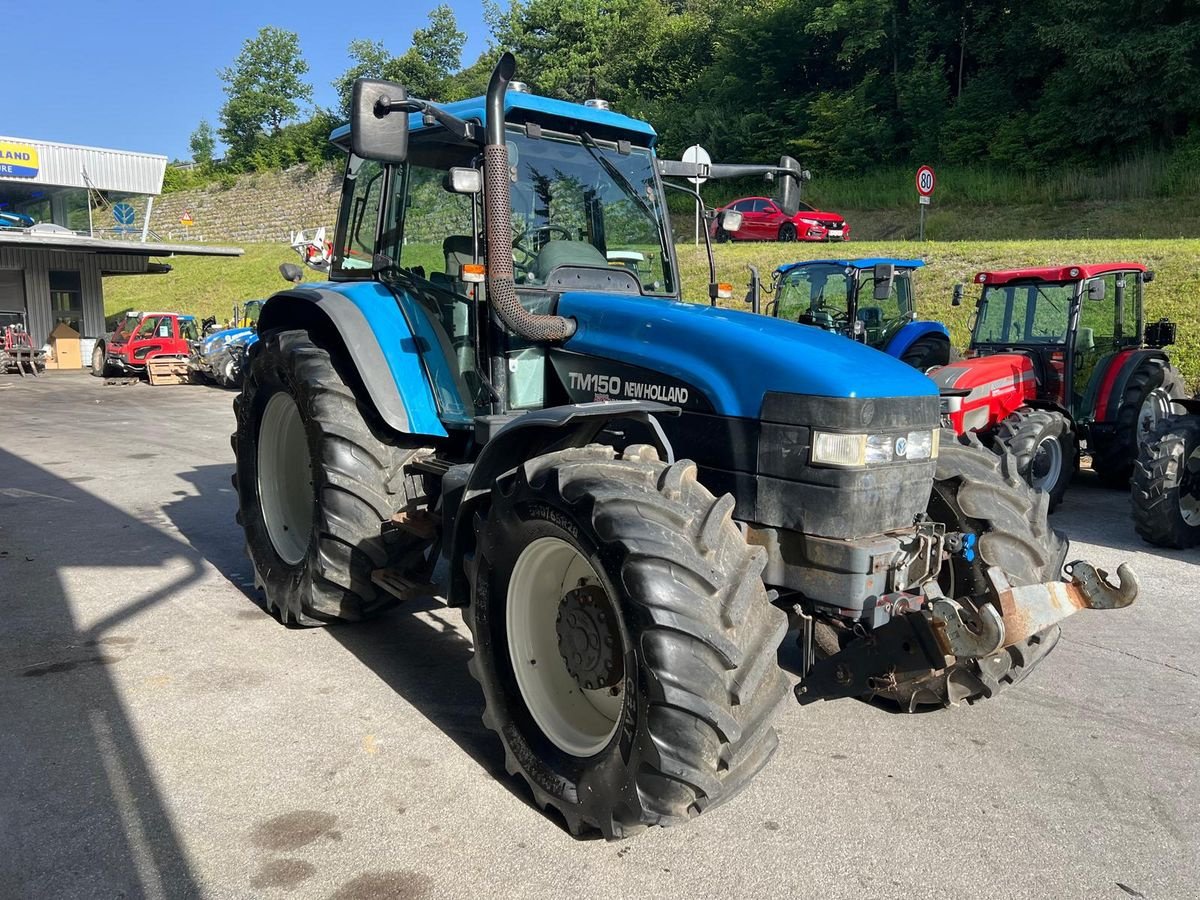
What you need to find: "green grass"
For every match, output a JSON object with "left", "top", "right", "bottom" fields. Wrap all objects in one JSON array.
[{"left": 106, "top": 239, "right": 1200, "bottom": 391}]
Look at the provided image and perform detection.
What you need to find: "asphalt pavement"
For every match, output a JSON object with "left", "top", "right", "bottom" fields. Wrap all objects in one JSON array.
[{"left": 1, "top": 372, "right": 1197, "bottom": 900}]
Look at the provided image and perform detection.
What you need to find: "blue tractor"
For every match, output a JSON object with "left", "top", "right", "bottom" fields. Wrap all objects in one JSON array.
[
  {"left": 194, "top": 299, "right": 264, "bottom": 387},
  {"left": 232, "top": 54, "right": 1137, "bottom": 838},
  {"left": 767, "top": 258, "right": 954, "bottom": 370}
]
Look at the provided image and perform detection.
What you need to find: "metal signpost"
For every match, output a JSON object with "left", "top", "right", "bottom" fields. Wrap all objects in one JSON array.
[
  {"left": 915, "top": 165, "right": 935, "bottom": 241},
  {"left": 682, "top": 144, "right": 710, "bottom": 246}
]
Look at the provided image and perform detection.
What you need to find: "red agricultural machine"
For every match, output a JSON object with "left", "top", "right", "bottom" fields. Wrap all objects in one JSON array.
[
  {"left": 0, "top": 312, "right": 45, "bottom": 376},
  {"left": 931, "top": 263, "right": 1185, "bottom": 509}
]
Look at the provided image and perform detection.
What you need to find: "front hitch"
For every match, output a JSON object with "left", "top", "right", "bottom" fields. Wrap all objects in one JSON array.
[
  {"left": 929, "top": 561, "right": 1139, "bottom": 658},
  {"left": 796, "top": 559, "right": 1139, "bottom": 704}
]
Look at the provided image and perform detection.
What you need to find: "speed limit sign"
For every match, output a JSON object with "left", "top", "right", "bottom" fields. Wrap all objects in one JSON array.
[{"left": 915, "top": 165, "right": 936, "bottom": 197}]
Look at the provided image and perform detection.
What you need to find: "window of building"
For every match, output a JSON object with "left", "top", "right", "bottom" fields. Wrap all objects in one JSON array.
[{"left": 48, "top": 270, "right": 83, "bottom": 334}]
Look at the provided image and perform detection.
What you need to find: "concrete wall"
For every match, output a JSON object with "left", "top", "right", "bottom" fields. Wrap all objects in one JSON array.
[{"left": 137, "top": 164, "right": 342, "bottom": 244}]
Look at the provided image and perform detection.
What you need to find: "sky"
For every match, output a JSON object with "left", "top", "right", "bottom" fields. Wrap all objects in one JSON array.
[{"left": 0, "top": 0, "right": 491, "bottom": 161}]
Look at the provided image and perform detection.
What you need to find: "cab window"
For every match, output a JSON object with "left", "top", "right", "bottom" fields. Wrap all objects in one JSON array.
[
  {"left": 776, "top": 265, "right": 851, "bottom": 322},
  {"left": 133, "top": 316, "right": 161, "bottom": 339},
  {"left": 333, "top": 156, "right": 386, "bottom": 276}
]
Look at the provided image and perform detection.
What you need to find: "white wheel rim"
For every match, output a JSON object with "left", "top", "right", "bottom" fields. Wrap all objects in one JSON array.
[
  {"left": 506, "top": 536, "right": 623, "bottom": 757},
  {"left": 1138, "top": 390, "right": 1172, "bottom": 444},
  {"left": 257, "top": 392, "right": 314, "bottom": 566},
  {"left": 1181, "top": 445, "right": 1200, "bottom": 526},
  {"left": 1030, "top": 433, "right": 1063, "bottom": 492}
]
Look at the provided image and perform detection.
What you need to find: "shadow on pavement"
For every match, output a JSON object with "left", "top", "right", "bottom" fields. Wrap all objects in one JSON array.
[
  {"left": 163, "top": 463, "right": 541, "bottom": 821},
  {"left": 0, "top": 448, "right": 201, "bottom": 898}
]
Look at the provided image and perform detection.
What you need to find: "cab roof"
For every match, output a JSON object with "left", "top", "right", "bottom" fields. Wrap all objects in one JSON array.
[
  {"left": 975, "top": 263, "right": 1146, "bottom": 285},
  {"left": 775, "top": 258, "right": 925, "bottom": 276},
  {"left": 330, "top": 90, "right": 656, "bottom": 149}
]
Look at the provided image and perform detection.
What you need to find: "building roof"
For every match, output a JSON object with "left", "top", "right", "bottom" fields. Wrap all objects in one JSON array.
[
  {"left": 0, "top": 136, "right": 168, "bottom": 195},
  {"left": 776, "top": 258, "right": 925, "bottom": 275},
  {"left": 0, "top": 229, "right": 241, "bottom": 259},
  {"left": 975, "top": 263, "right": 1146, "bottom": 285}
]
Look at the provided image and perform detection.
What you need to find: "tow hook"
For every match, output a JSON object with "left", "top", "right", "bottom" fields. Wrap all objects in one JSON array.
[{"left": 929, "top": 560, "right": 1139, "bottom": 659}]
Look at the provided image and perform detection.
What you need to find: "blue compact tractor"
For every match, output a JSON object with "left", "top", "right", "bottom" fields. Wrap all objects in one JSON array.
[
  {"left": 768, "top": 258, "right": 953, "bottom": 370},
  {"left": 233, "top": 54, "right": 1137, "bottom": 838}
]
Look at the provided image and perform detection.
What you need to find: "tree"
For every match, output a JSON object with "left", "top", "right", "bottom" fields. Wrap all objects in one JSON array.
[
  {"left": 189, "top": 120, "right": 216, "bottom": 167},
  {"left": 333, "top": 5, "right": 467, "bottom": 113},
  {"left": 219, "top": 26, "right": 313, "bottom": 166}
]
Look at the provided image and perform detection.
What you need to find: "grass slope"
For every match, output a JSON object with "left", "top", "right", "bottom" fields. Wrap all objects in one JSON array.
[{"left": 105, "top": 239, "right": 1200, "bottom": 390}]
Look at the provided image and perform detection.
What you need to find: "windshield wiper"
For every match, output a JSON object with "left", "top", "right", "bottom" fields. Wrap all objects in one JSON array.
[{"left": 579, "top": 131, "right": 669, "bottom": 266}]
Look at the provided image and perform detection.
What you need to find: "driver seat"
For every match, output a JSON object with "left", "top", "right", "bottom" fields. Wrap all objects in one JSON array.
[{"left": 533, "top": 240, "right": 608, "bottom": 282}]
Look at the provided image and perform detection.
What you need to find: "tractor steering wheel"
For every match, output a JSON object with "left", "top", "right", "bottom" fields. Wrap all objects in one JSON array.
[{"left": 513, "top": 224, "right": 575, "bottom": 275}]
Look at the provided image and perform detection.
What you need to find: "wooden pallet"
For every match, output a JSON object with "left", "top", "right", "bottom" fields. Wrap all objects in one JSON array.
[{"left": 147, "top": 355, "right": 194, "bottom": 385}]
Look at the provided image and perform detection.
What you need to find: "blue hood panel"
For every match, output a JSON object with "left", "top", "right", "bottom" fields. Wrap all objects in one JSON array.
[{"left": 557, "top": 292, "right": 936, "bottom": 419}]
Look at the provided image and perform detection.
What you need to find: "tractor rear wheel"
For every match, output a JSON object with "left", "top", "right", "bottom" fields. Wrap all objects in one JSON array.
[
  {"left": 466, "top": 444, "right": 788, "bottom": 838},
  {"left": 871, "top": 433, "right": 1067, "bottom": 710},
  {"left": 1132, "top": 415, "right": 1200, "bottom": 548},
  {"left": 899, "top": 336, "right": 954, "bottom": 372},
  {"left": 992, "top": 408, "right": 1078, "bottom": 512},
  {"left": 232, "top": 329, "right": 435, "bottom": 625},
  {"left": 1092, "top": 360, "right": 1186, "bottom": 487}
]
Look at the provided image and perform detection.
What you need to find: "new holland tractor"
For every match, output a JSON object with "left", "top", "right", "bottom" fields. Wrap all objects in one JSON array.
[
  {"left": 232, "top": 54, "right": 1139, "bottom": 838},
  {"left": 766, "top": 258, "right": 954, "bottom": 370},
  {"left": 931, "top": 264, "right": 1185, "bottom": 510},
  {"left": 1132, "top": 397, "right": 1200, "bottom": 548}
]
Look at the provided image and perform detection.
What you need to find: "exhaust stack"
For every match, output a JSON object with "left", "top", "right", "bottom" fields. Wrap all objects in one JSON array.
[{"left": 483, "top": 53, "right": 576, "bottom": 343}]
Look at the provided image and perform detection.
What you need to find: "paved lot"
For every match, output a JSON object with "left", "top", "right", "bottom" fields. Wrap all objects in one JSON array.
[{"left": 1, "top": 372, "right": 1197, "bottom": 900}]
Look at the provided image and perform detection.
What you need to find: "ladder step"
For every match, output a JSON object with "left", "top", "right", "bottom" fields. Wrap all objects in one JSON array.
[{"left": 371, "top": 567, "right": 437, "bottom": 601}]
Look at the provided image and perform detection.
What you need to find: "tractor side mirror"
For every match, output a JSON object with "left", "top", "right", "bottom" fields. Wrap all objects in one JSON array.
[
  {"left": 351, "top": 78, "right": 410, "bottom": 164},
  {"left": 952, "top": 283, "right": 964, "bottom": 307},
  {"left": 721, "top": 210, "right": 743, "bottom": 233},
  {"left": 1087, "top": 280, "right": 1106, "bottom": 301},
  {"left": 873, "top": 263, "right": 895, "bottom": 301},
  {"left": 1144, "top": 270, "right": 1155, "bottom": 283},
  {"left": 279, "top": 263, "right": 304, "bottom": 284},
  {"left": 776, "top": 156, "right": 805, "bottom": 217}
]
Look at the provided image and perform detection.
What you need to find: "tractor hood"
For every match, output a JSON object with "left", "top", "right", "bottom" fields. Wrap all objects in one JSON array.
[
  {"left": 929, "top": 353, "right": 1036, "bottom": 433},
  {"left": 929, "top": 353, "right": 1034, "bottom": 395},
  {"left": 557, "top": 290, "right": 935, "bottom": 419}
]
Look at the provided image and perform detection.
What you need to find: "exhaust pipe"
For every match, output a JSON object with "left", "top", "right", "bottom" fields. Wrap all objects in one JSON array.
[{"left": 483, "top": 53, "right": 576, "bottom": 342}]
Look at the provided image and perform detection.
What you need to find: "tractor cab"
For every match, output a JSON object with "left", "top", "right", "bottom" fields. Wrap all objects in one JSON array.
[
  {"left": 769, "top": 258, "right": 952, "bottom": 369},
  {"left": 964, "top": 264, "right": 1157, "bottom": 422}
]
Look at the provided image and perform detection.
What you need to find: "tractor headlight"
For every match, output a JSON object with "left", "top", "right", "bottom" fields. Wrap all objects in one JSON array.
[{"left": 811, "top": 428, "right": 939, "bottom": 468}]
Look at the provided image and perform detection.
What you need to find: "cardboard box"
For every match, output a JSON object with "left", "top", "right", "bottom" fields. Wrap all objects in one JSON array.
[{"left": 46, "top": 322, "right": 82, "bottom": 370}]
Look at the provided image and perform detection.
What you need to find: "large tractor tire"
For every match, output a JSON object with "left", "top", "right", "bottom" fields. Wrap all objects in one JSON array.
[
  {"left": 465, "top": 444, "right": 788, "bottom": 839},
  {"left": 1092, "top": 360, "right": 1186, "bottom": 487},
  {"left": 992, "top": 407, "right": 1078, "bottom": 512},
  {"left": 899, "top": 335, "right": 954, "bottom": 372},
  {"left": 232, "top": 329, "right": 434, "bottom": 625},
  {"left": 871, "top": 433, "right": 1067, "bottom": 711},
  {"left": 1131, "top": 415, "right": 1200, "bottom": 549}
]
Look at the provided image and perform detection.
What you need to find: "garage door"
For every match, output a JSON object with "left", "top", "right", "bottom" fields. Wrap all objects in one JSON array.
[{"left": 0, "top": 269, "right": 25, "bottom": 329}]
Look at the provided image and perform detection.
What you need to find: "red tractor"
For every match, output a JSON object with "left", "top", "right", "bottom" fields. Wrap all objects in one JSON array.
[
  {"left": 92, "top": 311, "right": 199, "bottom": 377},
  {"left": 931, "top": 263, "right": 1185, "bottom": 509}
]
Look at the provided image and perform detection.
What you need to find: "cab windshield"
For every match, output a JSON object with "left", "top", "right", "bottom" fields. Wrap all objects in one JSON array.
[
  {"left": 974, "top": 282, "right": 1074, "bottom": 345},
  {"left": 506, "top": 129, "right": 673, "bottom": 295}
]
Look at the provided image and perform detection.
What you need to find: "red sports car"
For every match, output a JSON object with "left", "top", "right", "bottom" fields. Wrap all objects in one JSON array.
[{"left": 710, "top": 196, "right": 849, "bottom": 243}]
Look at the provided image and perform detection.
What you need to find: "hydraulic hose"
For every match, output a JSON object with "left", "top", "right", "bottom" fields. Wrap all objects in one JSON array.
[{"left": 483, "top": 53, "right": 576, "bottom": 343}]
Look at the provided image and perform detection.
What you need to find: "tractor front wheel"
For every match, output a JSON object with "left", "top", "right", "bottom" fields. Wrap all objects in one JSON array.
[
  {"left": 870, "top": 433, "right": 1066, "bottom": 710},
  {"left": 993, "top": 408, "right": 1078, "bottom": 512},
  {"left": 1132, "top": 415, "right": 1200, "bottom": 548},
  {"left": 232, "top": 329, "right": 434, "bottom": 625},
  {"left": 466, "top": 444, "right": 788, "bottom": 838},
  {"left": 90, "top": 343, "right": 109, "bottom": 378}
]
